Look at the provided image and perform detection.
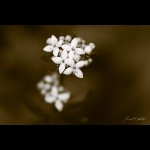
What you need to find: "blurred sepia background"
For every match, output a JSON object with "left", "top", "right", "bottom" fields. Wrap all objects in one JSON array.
[{"left": 1, "top": 25, "right": 150, "bottom": 125}]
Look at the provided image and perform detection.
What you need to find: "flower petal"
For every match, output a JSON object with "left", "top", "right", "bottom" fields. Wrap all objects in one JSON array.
[
  {"left": 84, "top": 45, "right": 92, "bottom": 54},
  {"left": 77, "top": 37, "right": 82, "bottom": 43},
  {"left": 71, "top": 38, "right": 78, "bottom": 48},
  {"left": 57, "top": 40, "right": 63, "bottom": 47},
  {"left": 81, "top": 44, "right": 86, "bottom": 49},
  {"left": 44, "top": 75, "right": 53, "bottom": 83},
  {"left": 37, "top": 81, "right": 45, "bottom": 89},
  {"left": 58, "top": 92, "right": 70, "bottom": 103},
  {"left": 74, "top": 54, "right": 81, "bottom": 62},
  {"left": 59, "top": 36, "right": 65, "bottom": 40},
  {"left": 51, "top": 56, "right": 62, "bottom": 64},
  {"left": 75, "top": 48, "right": 85, "bottom": 55},
  {"left": 63, "top": 67, "right": 73, "bottom": 75},
  {"left": 43, "top": 45, "right": 53, "bottom": 52},
  {"left": 75, "top": 61, "right": 86, "bottom": 68},
  {"left": 45, "top": 95, "right": 55, "bottom": 103},
  {"left": 51, "top": 35, "right": 58, "bottom": 44},
  {"left": 55, "top": 101, "right": 63, "bottom": 111},
  {"left": 88, "top": 58, "right": 93, "bottom": 64},
  {"left": 51, "top": 86, "right": 58, "bottom": 97},
  {"left": 68, "top": 51, "right": 75, "bottom": 59},
  {"left": 41, "top": 89, "right": 47, "bottom": 95},
  {"left": 53, "top": 47, "right": 59, "bottom": 57},
  {"left": 89, "top": 43, "right": 95, "bottom": 49},
  {"left": 61, "top": 49, "right": 68, "bottom": 59},
  {"left": 44, "top": 83, "right": 51, "bottom": 90},
  {"left": 84, "top": 60, "right": 89, "bottom": 67},
  {"left": 65, "top": 35, "right": 72, "bottom": 42},
  {"left": 61, "top": 44, "right": 71, "bottom": 51},
  {"left": 74, "top": 69, "right": 83, "bottom": 78},
  {"left": 46, "top": 38, "right": 51, "bottom": 44},
  {"left": 59, "top": 63, "right": 66, "bottom": 74},
  {"left": 65, "top": 58, "right": 75, "bottom": 67}
]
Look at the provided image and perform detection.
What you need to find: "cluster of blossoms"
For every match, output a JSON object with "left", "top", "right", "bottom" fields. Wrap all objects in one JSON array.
[
  {"left": 37, "top": 73, "right": 71, "bottom": 111},
  {"left": 43, "top": 35, "right": 95, "bottom": 78}
]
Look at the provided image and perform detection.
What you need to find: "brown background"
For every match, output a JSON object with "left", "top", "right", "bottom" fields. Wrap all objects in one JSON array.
[{"left": 0, "top": 25, "right": 150, "bottom": 124}]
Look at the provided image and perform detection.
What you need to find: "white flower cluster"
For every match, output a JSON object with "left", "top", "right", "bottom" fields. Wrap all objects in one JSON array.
[
  {"left": 37, "top": 73, "right": 71, "bottom": 112},
  {"left": 43, "top": 35, "right": 95, "bottom": 78}
]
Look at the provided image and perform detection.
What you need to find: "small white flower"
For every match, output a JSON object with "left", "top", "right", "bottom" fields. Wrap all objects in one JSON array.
[
  {"left": 37, "top": 81, "right": 45, "bottom": 89},
  {"left": 37, "top": 81, "right": 51, "bottom": 94},
  {"left": 46, "top": 35, "right": 57, "bottom": 44},
  {"left": 66, "top": 50, "right": 81, "bottom": 63},
  {"left": 63, "top": 60, "right": 86, "bottom": 78},
  {"left": 84, "top": 43, "right": 95, "bottom": 54},
  {"left": 61, "top": 38, "right": 85, "bottom": 64},
  {"left": 46, "top": 38, "right": 52, "bottom": 44},
  {"left": 45, "top": 86, "right": 70, "bottom": 111},
  {"left": 44, "top": 83, "right": 51, "bottom": 90},
  {"left": 37, "top": 73, "right": 71, "bottom": 112},
  {"left": 61, "top": 38, "right": 85, "bottom": 55},
  {"left": 77, "top": 37, "right": 82, "bottom": 43},
  {"left": 84, "top": 45, "right": 93, "bottom": 54},
  {"left": 44, "top": 75, "right": 53, "bottom": 83},
  {"left": 57, "top": 40, "right": 64, "bottom": 47},
  {"left": 81, "top": 43, "right": 86, "bottom": 49},
  {"left": 88, "top": 58, "right": 93, "bottom": 64},
  {"left": 41, "top": 89, "right": 47, "bottom": 95},
  {"left": 73, "top": 54, "right": 81, "bottom": 62},
  {"left": 44, "top": 35, "right": 58, "bottom": 52},
  {"left": 65, "top": 35, "right": 72, "bottom": 42},
  {"left": 43, "top": 35, "right": 64, "bottom": 57},
  {"left": 82, "top": 58, "right": 93, "bottom": 67},
  {"left": 37, "top": 72, "right": 60, "bottom": 95},
  {"left": 89, "top": 43, "right": 95, "bottom": 49},
  {"left": 84, "top": 60, "right": 89, "bottom": 67},
  {"left": 52, "top": 49, "right": 74, "bottom": 74},
  {"left": 59, "top": 36, "right": 65, "bottom": 41},
  {"left": 44, "top": 86, "right": 58, "bottom": 103},
  {"left": 40, "top": 84, "right": 51, "bottom": 95}
]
